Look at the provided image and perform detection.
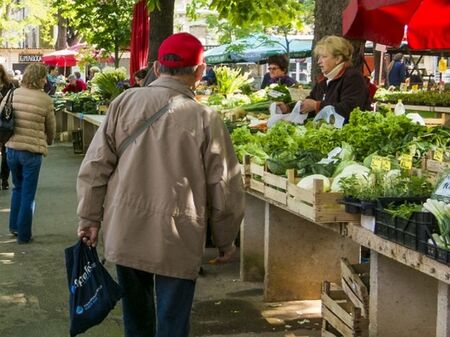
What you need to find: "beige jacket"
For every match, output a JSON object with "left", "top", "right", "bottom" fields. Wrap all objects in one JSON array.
[
  {"left": 5, "top": 87, "right": 55, "bottom": 155},
  {"left": 77, "top": 77, "right": 245, "bottom": 280}
]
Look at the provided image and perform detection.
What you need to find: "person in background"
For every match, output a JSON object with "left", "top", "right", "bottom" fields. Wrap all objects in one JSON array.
[
  {"left": 76, "top": 32, "right": 245, "bottom": 337},
  {"left": 74, "top": 70, "right": 87, "bottom": 88},
  {"left": 7, "top": 70, "right": 20, "bottom": 88},
  {"left": 133, "top": 68, "right": 148, "bottom": 87},
  {"left": 387, "top": 53, "right": 406, "bottom": 87},
  {"left": 0, "top": 64, "right": 15, "bottom": 190},
  {"left": 43, "top": 65, "right": 59, "bottom": 95},
  {"left": 142, "top": 63, "right": 158, "bottom": 86},
  {"left": 88, "top": 66, "right": 100, "bottom": 81},
  {"left": 278, "top": 35, "right": 371, "bottom": 125},
  {"left": 13, "top": 70, "right": 22, "bottom": 84},
  {"left": 260, "top": 54, "right": 297, "bottom": 89},
  {"left": 62, "top": 74, "right": 87, "bottom": 93},
  {"left": 5, "top": 63, "right": 55, "bottom": 243},
  {"left": 201, "top": 65, "right": 217, "bottom": 85}
]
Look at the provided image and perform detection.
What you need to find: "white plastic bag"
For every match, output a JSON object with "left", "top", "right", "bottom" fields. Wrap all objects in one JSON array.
[
  {"left": 267, "top": 101, "right": 309, "bottom": 128},
  {"left": 313, "top": 105, "right": 345, "bottom": 129}
]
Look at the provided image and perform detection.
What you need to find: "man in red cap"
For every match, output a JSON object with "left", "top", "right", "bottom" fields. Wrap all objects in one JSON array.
[{"left": 76, "top": 32, "right": 245, "bottom": 337}]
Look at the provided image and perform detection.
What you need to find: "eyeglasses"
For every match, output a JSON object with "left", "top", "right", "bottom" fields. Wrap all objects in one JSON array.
[{"left": 268, "top": 66, "right": 280, "bottom": 71}]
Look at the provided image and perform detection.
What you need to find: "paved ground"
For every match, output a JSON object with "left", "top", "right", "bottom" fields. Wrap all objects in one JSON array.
[{"left": 0, "top": 144, "right": 321, "bottom": 337}]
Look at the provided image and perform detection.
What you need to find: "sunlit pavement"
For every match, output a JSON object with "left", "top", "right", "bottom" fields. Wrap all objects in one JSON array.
[{"left": 0, "top": 144, "right": 320, "bottom": 337}]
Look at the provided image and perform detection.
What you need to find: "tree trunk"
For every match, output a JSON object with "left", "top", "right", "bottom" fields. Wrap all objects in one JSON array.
[
  {"left": 55, "top": 11, "right": 67, "bottom": 50},
  {"left": 148, "top": 0, "right": 175, "bottom": 64},
  {"left": 312, "top": 0, "right": 365, "bottom": 82}
]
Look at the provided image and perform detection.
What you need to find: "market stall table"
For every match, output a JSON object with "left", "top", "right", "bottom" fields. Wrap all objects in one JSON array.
[{"left": 241, "top": 189, "right": 450, "bottom": 337}]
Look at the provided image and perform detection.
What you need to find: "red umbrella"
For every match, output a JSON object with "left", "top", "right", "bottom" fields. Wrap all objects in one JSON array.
[
  {"left": 42, "top": 49, "right": 78, "bottom": 67},
  {"left": 343, "top": 0, "right": 450, "bottom": 50},
  {"left": 129, "top": 0, "right": 149, "bottom": 85}
]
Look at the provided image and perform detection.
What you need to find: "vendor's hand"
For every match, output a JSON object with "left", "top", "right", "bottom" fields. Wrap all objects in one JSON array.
[
  {"left": 275, "top": 102, "right": 290, "bottom": 114},
  {"left": 210, "top": 244, "right": 237, "bottom": 264},
  {"left": 300, "top": 98, "right": 318, "bottom": 114},
  {"left": 77, "top": 226, "right": 99, "bottom": 247}
]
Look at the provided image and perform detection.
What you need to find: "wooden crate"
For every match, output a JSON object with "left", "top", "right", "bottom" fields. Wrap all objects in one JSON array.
[
  {"left": 321, "top": 281, "right": 369, "bottom": 337},
  {"left": 263, "top": 171, "right": 288, "bottom": 205},
  {"left": 249, "top": 162, "right": 265, "bottom": 193},
  {"left": 340, "top": 258, "right": 370, "bottom": 318},
  {"left": 286, "top": 177, "right": 360, "bottom": 224},
  {"left": 240, "top": 163, "right": 249, "bottom": 188}
]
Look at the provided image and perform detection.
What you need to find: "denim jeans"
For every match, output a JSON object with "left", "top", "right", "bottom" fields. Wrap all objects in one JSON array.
[
  {"left": 116, "top": 265, "right": 196, "bottom": 337},
  {"left": 7, "top": 148, "right": 42, "bottom": 242}
]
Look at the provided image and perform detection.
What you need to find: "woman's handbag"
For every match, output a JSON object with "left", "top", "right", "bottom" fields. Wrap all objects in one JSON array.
[{"left": 0, "top": 88, "right": 15, "bottom": 143}]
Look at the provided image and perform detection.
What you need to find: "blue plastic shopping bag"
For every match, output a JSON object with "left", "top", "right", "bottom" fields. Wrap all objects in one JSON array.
[{"left": 65, "top": 241, "right": 122, "bottom": 337}]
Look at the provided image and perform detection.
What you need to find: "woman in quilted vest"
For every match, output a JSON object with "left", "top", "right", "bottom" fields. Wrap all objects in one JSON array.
[{"left": 6, "top": 63, "right": 55, "bottom": 244}]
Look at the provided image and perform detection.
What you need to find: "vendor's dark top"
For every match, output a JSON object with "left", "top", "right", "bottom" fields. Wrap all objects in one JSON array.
[
  {"left": 308, "top": 67, "right": 371, "bottom": 122},
  {"left": 261, "top": 73, "right": 297, "bottom": 89}
]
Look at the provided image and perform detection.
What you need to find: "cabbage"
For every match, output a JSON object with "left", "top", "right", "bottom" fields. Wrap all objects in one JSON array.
[
  {"left": 331, "top": 164, "right": 371, "bottom": 192},
  {"left": 332, "top": 160, "right": 357, "bottom": 177},
  {"left": 297, "top": 174, "right": 331, "bottom": 192}
]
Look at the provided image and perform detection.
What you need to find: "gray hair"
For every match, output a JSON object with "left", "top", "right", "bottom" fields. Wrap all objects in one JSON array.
[
  {"left": 159, "top": 54, "right": 197, "bottom": 76},
  {"left": 68, "top": 74, "right": 76, "bottom": 80}
]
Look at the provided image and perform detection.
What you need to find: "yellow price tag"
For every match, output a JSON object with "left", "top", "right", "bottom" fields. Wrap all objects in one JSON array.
[
  {"left": 371, "top": 155, "right": 383, "bottom": 170},
  {"left": 381, "top": 158, "right": 391, "bottom": 171},
  {"left": 412, "top": 84, "right": 419, "bottom": 93},
  {"left": 400, "top": 154, "right": 413, "bottom": 170},
  {"left": 434, "top": 149, "right": 444, "bottom": 162}
]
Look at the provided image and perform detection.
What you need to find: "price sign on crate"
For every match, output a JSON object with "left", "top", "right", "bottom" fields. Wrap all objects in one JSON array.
[
  {"left": 371, "top": 155, "right": 382, "bottom": 170},
  {"left": 399, "top": 154, "right": 413, "bottom": 170},
  {"left": 371, "top": 155, "right": 391, "bottom": 171},
  {"left": 381, "top": 157, "right": 391, "bottom": 171},
  {"left": 434, "top": 149, "right": 445, "bottom": 162}
]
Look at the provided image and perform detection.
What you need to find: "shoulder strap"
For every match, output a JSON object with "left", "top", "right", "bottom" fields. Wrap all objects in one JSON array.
[
  {"left": 117, "top": 95, "right": 191, "bottom": 157},
  {"left": 1, "top": 88, "right": 14, "bottom": 119}
]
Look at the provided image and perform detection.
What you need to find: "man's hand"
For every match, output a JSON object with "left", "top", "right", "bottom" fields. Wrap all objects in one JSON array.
[
  {"left": 210, "top": 244, "right": 237, "bottom": 264},
  {"left": 77, "top": 226, "right": 99, "bottom": 247}
]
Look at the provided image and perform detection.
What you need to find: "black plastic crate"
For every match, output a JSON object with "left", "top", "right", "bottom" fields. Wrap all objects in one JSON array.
[
  {"left": 341, "top": 197, "right": 362, "bottom": 214},
  {"left": 375, "top": 209, "right": 436, "bottom": 252},
  {"left": 66, "top": 100, "right": 83, "bottom": 112},
  {"left": 425, "top": 236, "right": 450, "bottom": 266}
]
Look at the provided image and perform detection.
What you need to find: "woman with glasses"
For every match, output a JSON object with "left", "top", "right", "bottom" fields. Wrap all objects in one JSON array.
[
  {"left": 278, "top": 35, "right": 371, "bottom": 127},
  {"left": 261, "top": 54, "right": 297, "bottom": 89}
]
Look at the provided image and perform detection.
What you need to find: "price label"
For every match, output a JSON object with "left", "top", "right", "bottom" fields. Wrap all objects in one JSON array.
[
  {"left": 434, "top": 149, "right": 444, "bottom": 162},
  {"left": 371, "top": 155, "right": 383, "bottom": 170},
  {"left": 412, "top": 84, "right": 419, "bottom": 93},
  {"left": 399, "top": 154, "right": 413, "bottom": 170},
  {"left": 381, "top": 157, "right": 391, "bottom": 171},
  {"left": 409, "top": 144, "right": 417, "bottom": 156}
]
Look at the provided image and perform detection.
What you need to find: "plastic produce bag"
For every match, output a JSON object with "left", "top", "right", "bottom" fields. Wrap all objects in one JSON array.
[
  {"left": 65, "top": 241, "right": 122, "bottom": 337},
  {"left": 267, "top": 101, "right": 308, "bottom": 127},
  {"left": 313, "top": 105, "right": 345, "bottom": 129}
]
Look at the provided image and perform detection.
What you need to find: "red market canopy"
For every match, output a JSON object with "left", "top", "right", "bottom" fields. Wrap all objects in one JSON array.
[
  {"left": 343, "top": 0, "right": 450, "bottom": 50},
  {"left": 129, "top": 0, "right": 149, "bottom": 85},
  {"left": 42, "top": 49, "right": 78, "bottom": 67}
]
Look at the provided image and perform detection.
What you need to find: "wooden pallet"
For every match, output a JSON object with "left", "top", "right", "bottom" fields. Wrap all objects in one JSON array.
[
  {"left": 321, "top": 281, "right": 369, "bottom": 337},
  {"left": 286, "top": 177, "right": 360, "bottom": 224},
  {"left": 340, "top": 258, "right": 370, "bottom": 318}
]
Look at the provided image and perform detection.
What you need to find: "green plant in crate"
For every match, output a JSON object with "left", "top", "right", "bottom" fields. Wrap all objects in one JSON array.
[
  {"left": 423, "top": 199, "right": 450, "bottom": 250},
  {"left": 91, "top": 67, "right": 126, "bottom": 101},
  {"left": 214, "top": 66, "right": 253, "bottom": 95}
]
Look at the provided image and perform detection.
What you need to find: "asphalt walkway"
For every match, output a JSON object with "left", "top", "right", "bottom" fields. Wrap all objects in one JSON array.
[{"left": 0, "top": 144, "right": 320, "bottom": 337}]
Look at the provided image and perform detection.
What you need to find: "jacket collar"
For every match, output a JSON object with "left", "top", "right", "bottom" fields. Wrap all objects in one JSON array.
[
  {"left": 317, "top": 64, "right": 349, "bottom": 84},
  {"left": 149, "top": 77, "right": 196, "bottom": 99}
]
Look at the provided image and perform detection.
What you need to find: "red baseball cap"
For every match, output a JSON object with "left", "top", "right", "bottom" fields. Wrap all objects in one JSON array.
[{"left": 158, "top": 32, "right": 204, "bottom": 68}]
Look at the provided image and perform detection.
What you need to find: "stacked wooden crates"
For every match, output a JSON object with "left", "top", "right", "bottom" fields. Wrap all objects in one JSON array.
[{"left": 321, "top": 258, "right": 370, "bottom": 337}]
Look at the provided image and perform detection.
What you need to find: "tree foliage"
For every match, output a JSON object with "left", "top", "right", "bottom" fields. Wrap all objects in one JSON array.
[
  {"left": 0, "top": 0, "right": 55, "bottom": 47},
  {"left": 54, "top": 0, "right": 136, "bottom": 67}
]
